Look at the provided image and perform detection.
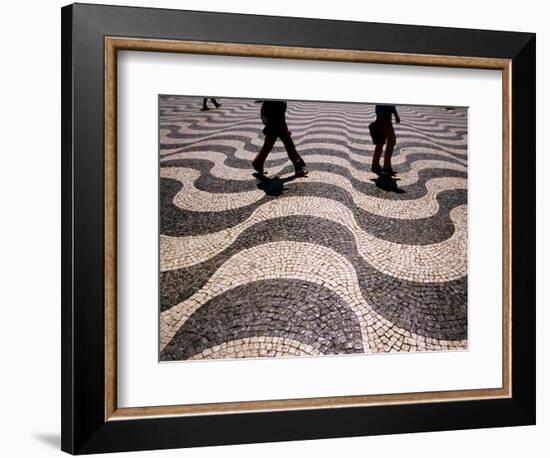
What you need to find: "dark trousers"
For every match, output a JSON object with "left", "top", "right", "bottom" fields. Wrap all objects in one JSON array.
[{"left": 254, "top": 131, "right": 304, "bottom": 169}]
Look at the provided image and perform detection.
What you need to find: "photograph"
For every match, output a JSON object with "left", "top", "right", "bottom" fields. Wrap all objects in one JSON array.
[
  {"left": 0, "top": 0, "right": 543, "bottom": 456},
  {"left": 158, "top": 96, "right": 469, "bottom": 362}
]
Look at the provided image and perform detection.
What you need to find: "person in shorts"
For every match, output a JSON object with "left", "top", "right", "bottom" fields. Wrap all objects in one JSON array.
[{"left": 371, "top": 104, "right": 400, "bottom": 175}]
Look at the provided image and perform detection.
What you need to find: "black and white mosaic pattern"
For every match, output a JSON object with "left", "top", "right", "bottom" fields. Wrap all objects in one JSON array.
[{"left": 159, "top": 96, "right": 468, "bottom": 361}]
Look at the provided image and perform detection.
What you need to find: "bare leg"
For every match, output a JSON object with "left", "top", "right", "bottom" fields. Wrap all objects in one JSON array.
[
  {"left": 382, "top": 125, "right": 396, "bottom": 171},
  {"left": 371, "top": 143, "right": 383, "bottom": 173},
  {"left": 253, "top": 135, "right": 277, "bottom": 172}
]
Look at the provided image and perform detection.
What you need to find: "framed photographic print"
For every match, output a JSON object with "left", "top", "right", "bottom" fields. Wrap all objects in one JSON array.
[{"left": 61, "top": 3, "right": 536, "bottom": 454}]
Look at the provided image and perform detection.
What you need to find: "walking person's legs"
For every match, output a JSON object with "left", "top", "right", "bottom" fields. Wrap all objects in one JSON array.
[
  {"left": 371, "top": 141, "right": 384, "bottom": 174},
  {"left": 210, "top": 98, "right": 221, "bottom": 108},
  {"left": 371, "top": 118, "right": 387, "bottom": 174},
  {"left": 382, "top": 124, "right": 396, "bottom": 172},
  {"left": 280, "top": 131, "right": 307, "bottom": 176},
  {"left": 280, "top": 131, "right": 304, "bottom": 165},
  {"left": 201, "top": 98, "right": 209, "bottom": 111},
  {"left": 252, "top": 135, "right": 277, "bottom": 173}
]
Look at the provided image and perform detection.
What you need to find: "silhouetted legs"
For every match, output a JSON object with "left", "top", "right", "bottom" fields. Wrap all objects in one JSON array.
[
  {"left": 371, "top": 143, "right": 384, "bottom": 174},
  {"left": 253, "top": 131, "right": 306, "bottom": 175},
  {"left": 253, "top": 135, "right": 277, "bottom": 172},
  {"left": 280, "top": 131, "right": 305, "bottom": 166},
  {"left": 201, "top": 98, "right": 221, "bottom": 111},
  {"left": 371, "top": 118, "right": 396, "bottom": 174}
]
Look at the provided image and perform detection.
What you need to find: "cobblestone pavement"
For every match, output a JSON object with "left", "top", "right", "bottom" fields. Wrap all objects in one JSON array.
[{"left": 159, "top": 96, "right": 468, "bottom": 361}]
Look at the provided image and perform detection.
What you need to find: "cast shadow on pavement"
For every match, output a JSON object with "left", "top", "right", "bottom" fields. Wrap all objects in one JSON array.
[
  {"left": 253, "top": 171, "right": 306, "bottom": 196},
  {"left": 371, "top": 174, "right": 406, "bottom": 193}
]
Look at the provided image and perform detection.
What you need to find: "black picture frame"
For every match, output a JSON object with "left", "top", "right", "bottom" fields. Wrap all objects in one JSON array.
[{"left": 61, "top": 3, "right": 536, "bottom": 454}]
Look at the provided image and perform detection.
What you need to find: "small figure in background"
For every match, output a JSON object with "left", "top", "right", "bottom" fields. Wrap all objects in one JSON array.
[
  {"left": 201, "top": 98, "right": 221, "bottom": 111},
  {"left": 369, "top": 104, "right": 400, "bottom": 175},
  {"left": 253, "top": 100, "right": 307, "bottom": 177}
]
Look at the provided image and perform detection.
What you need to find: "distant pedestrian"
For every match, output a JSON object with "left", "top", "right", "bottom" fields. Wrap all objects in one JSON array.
[
  {"left": 201, "top": 98, "right": 221, "bottom": 111},
  {"left": 252, "top": 100, "right": 307, "bottom": 177},
  {"left": 370, "top": 104, "right": 400, "bottom": 175}
]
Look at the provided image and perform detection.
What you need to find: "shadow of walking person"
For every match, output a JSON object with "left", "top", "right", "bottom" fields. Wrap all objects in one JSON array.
[
  {"left": 253, "top": 171, "right": 303, "bottom": 196},
  {"left": 371, "top": 174, "right": 406, "bottom": 193}
]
